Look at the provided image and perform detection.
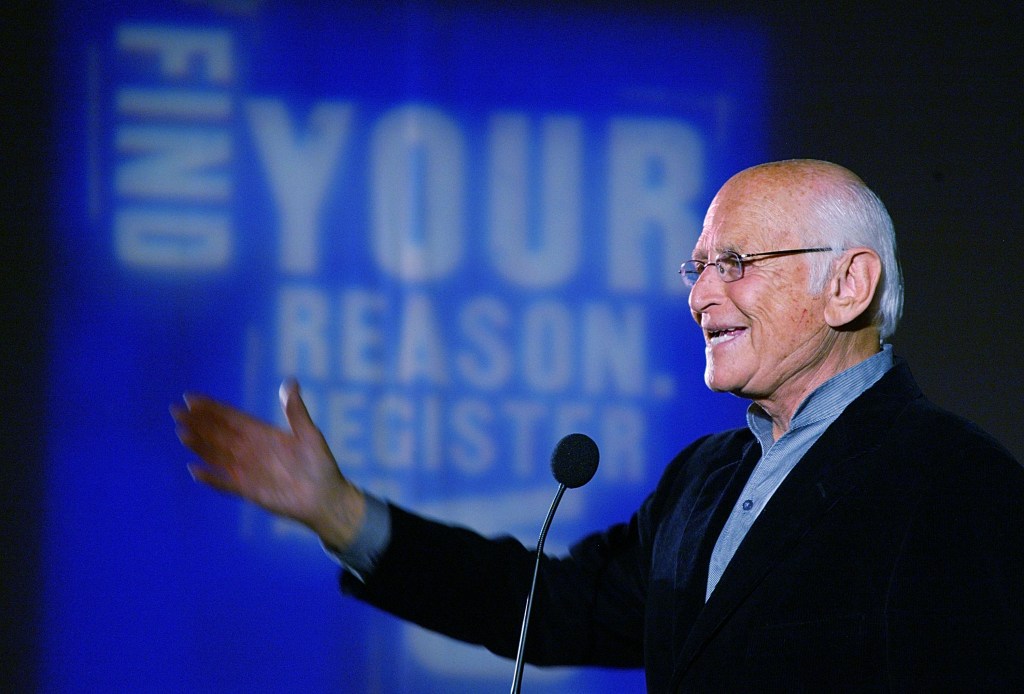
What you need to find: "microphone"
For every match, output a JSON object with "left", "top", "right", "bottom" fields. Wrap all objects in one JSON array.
[
  {"left": 510, "top": 433, "right": 599, "bottom": 694},
  {"left": 550, "top": 432, "right": 600, "bottom": 489}
]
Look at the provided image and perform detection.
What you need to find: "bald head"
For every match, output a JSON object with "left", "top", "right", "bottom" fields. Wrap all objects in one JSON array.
[
  {"left": 709, "top": 160, "right": 870, "bottom": 239},
  {"left": 730, "top": 159, "right": 866, "bottom": 186}
]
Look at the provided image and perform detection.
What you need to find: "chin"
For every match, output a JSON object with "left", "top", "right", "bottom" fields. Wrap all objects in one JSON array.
[
  {"left": 704, "top": 365, "right": 746, "bottom": 395},
  {"left": 704, "top": 368, "right": 730, "bottom": 393}
]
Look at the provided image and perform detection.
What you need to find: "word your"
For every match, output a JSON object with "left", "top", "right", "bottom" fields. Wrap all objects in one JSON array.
[{"left": 111, "top": 24, "right": 706, "bottom": 296}]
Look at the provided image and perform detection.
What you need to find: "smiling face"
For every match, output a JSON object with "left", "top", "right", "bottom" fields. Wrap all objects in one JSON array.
[{"left": 688, "top": 163, "right": 848, "bottom": 423}]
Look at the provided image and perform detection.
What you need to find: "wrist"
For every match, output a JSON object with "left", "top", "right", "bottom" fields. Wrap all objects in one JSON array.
[{"left": 311, "top": 483, "right": 366, "bottom": 551}]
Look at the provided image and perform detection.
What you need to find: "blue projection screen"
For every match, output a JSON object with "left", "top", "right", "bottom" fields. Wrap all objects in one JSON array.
[{"left": 46, "top": 2, "right": 763, "bottom": 691}]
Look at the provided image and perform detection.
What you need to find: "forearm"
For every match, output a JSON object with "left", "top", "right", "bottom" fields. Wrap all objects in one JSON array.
[
  {"left": 341, "top": 503, "right": 534, "bottom": 656},
  {"left": 340, "top": 504, "right": 646, "bottom": 667}
]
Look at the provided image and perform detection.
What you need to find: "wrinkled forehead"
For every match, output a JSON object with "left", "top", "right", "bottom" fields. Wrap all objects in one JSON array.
[
  {"left": 693, "top": 160, "right": 849, "bottom": 258},
  {"left": 693, "top": 184, "right": 802, "bottom": 259}
]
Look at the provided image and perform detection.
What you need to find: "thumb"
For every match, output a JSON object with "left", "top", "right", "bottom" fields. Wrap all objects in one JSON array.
[{"left": 279, "top": 379, "right": 320, "bottom": 440}]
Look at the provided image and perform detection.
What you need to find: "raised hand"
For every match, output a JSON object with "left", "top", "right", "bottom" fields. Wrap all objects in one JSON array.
[{"left": 171, "top": 380, "right": 366, "bottom": 550}]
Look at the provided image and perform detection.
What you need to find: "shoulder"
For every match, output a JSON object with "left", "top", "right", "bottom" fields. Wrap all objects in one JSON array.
[
  {"left": 892, "top": 398, "right": 1023, "bottom": 506},
  {"left": 899, "top": 396, "right": 1013, "bottom": 454},
  {"left": 885, "top": 390, "right": 1019, "bottom": 473},
  {"left": 843, "top": 358, "right": 1019, "bottom": 477},
  {"left": 841, "top": 373, "right": 1024, "bottom": 522}
]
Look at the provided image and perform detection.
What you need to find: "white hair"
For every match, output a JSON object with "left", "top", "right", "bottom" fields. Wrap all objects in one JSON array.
[{"left": 803, "top": 173, "right": 904, "bottom": 341}]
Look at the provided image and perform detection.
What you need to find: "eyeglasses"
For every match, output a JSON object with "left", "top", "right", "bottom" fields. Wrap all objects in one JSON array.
[{"left": 679, "top": 247, "right": 835, "bottom": 288}]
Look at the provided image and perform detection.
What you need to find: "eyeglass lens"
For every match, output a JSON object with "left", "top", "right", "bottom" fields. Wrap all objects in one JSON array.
[{"left": 680, "top": 252, "right": 742, "bottom": 287}]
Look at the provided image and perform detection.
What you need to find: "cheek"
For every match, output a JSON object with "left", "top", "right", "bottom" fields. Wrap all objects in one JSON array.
[
  {"left": 747, "top": 286, "right": 818, "bottom": 347},
  {"left": 791, "top": 307, "right": 814, "bottom": 331}
]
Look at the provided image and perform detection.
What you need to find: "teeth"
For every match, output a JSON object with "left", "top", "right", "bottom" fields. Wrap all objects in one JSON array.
[{"left": 708, "top": 327, "right": 743, "bottom": 345}]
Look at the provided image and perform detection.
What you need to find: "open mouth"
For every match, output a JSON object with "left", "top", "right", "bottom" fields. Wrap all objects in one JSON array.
[{"left": 707, "top": 327, "right": 746, "bottom": 345}]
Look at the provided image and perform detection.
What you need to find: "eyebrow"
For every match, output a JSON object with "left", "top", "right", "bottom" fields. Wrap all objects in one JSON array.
[{"left": 691, "top": 245, "right": 741, "bottom": 261}]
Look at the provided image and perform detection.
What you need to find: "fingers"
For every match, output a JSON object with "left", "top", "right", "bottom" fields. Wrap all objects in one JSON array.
[
  {"left": 172, "top": 397, "right": 225, "bottom": 454},
  {"left": 171, "top": 394, "right": 262, "bottom": 474},
  {"left": 279, "top": 379, "right": 321, "bottom": 442},
  {"left": 188, "top": 462, "right": 239, "bottom": 495},
  {"left": 170, "top": 400, "right": 204, "bottom": 450},
  {"left": 175, "top": 400, "right": 260, "bottom": 499}
]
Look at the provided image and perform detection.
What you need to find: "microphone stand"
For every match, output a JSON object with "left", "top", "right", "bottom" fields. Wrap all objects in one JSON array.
[{"left": 510, "top": 482, "right": 566, "bottom": 694}]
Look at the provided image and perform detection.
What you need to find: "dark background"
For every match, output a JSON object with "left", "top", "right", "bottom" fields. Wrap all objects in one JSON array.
[{"left": 4, "top": 2, "right": 1021, "bottom": 690}]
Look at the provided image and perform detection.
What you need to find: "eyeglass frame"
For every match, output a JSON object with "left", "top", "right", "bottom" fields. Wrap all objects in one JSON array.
[{"left": 679, "top": 247, "right": 836, "bottom": 288}]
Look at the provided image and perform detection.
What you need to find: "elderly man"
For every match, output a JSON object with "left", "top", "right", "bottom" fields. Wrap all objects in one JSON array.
[{"left": 173, "top": 160, "right": 1024, "bottom": 691}]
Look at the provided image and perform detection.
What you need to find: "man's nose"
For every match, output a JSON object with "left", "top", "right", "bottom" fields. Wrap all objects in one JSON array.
[{"left": 688, "top": 264, "right": 724, "bottom": 315}]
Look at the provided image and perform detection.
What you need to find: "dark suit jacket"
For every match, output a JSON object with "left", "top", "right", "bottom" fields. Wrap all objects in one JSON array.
[{"left": 342, "top": 362, "right": 1024, "bottom": 691}]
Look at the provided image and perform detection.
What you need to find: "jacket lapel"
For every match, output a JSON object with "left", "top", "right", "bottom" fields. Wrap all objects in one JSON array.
[{"left": 669, "top": 438, "right": 762, "bottom": 646}]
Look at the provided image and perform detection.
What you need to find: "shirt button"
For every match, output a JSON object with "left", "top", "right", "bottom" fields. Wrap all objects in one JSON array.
[{"left": 742, "top": 499, "right": 754, "bottom": 511}]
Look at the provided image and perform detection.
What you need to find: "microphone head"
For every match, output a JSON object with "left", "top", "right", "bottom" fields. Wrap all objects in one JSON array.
[{"left": 550, "top": 433, "right": 599, "bottom": 489}]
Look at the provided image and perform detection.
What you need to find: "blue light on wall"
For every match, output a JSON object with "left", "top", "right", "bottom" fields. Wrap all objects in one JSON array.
[{"left": 47, "top": 2, "right": 764, "bottom": 691}]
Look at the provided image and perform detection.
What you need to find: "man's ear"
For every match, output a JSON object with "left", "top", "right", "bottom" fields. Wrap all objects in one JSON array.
[{"left": 823, "top": 248, "right": 882, "bottom": 329}]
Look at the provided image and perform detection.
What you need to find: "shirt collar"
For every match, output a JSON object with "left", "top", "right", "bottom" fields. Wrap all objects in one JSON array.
[{"left": 747, "top": 343, "right": 895, "bottom": 445}]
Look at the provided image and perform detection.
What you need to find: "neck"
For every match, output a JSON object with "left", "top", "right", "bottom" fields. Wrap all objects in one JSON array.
[{"left": 756, "top": 333, "right": 881, "bottom": 440}]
